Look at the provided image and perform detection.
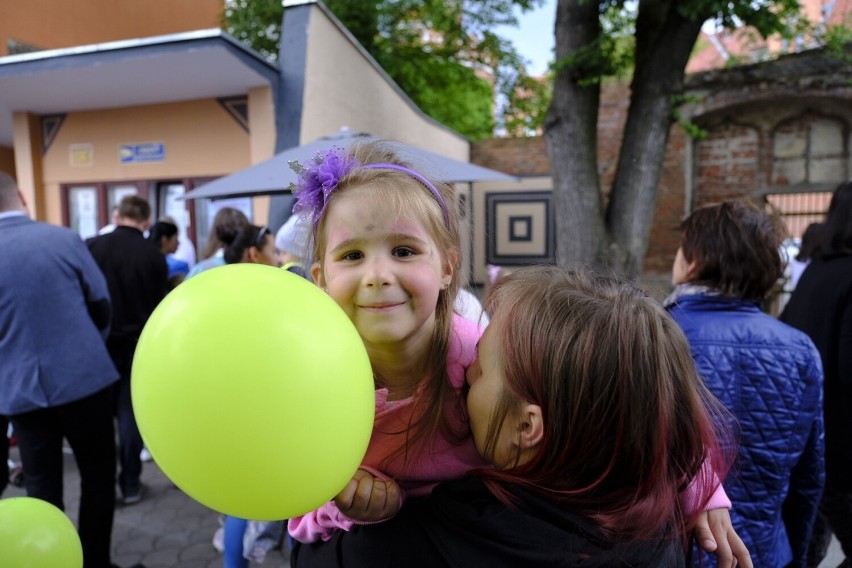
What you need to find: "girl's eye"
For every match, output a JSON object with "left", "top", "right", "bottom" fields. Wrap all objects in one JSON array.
[
  {"left": 393, "top": 247, "right": 416, "bottom": 258},
  {"left": 340, "top": 251, "right": 363, "bottom": 262}
]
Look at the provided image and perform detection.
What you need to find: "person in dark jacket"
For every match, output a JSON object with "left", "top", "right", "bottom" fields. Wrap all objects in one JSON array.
[
  {"left": 87, "top": 195, "right": 168, "bottom": 506},
  {"left": 294, "top": 267, "right": 745, "bottom": 568},
  {"left": 666, "top": 200, "right": 824, "bottom": 568},
  {"left": 781, "top": 181, "right": 852, "bottom": 568}
]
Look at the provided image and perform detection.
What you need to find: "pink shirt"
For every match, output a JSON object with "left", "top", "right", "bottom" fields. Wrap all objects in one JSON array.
[
  {"left": 288, "top": 315, "right": 731, "bottom": 543},
  {"left": 289, "top": 315, "right": 487, "bottom": 543}
]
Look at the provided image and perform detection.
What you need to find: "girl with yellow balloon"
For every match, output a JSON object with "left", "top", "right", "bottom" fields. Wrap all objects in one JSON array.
[{"left": 286, "top": 142, "right": 488, "bottom": 543}]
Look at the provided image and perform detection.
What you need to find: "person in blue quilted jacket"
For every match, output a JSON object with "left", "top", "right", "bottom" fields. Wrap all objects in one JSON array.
[{"left": 665, "top": 200, "right": 824, "bottom": 568}]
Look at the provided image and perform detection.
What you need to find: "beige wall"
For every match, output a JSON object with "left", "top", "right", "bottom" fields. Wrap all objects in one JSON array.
[
  {"left": 300, "top": 4, "right": 469, "bottom": 162},
  {"left": 248, "top": 86, "right": 276, "bottom": 224},
  {"left": 13, "top": 113, "right": 46, "bottom": 219},
  {"left": 0, "top": 0, "right": 223, "bottom": 55},
  {"left": 35, "top": 98, "right": 252, "bottom": 225},
  {"left": 470, "top": 176, "right": 554, "bottom": 285}
]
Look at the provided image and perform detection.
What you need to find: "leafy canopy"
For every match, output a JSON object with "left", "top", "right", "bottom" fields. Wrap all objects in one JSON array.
[{"left": 222, "top": 0, "right": 544, "bottom": 140}]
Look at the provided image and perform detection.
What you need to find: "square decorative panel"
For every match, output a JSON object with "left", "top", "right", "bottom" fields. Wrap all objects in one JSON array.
[{"left": 486, "top": 191, "right": 555, "bottom": 265}]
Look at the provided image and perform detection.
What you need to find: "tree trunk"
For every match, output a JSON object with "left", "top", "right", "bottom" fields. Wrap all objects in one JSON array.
[
  {"left": 605, "top": 1, "right": 703, "bottom": 277},
  {"left": 545, "top": 0, "right": 607, "bottom": 269}
]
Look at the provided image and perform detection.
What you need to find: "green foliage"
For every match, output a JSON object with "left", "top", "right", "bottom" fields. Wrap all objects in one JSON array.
[
  {"left": 821, "top": 23, "right": 852, "bottom": 65},
  {"left": 679, "top": 0, "right": 805, "bottom": 39},
  {"left": 553, "top": 2, "right": 634, "bottom": 86},
  {"left": 221, "top": 0, "right": 283, "bottom": 61},
  {"left": 222, "top": 0, "right": 544, "bottom": 140},
  {"left": 503, "top": 72, "right": 552, "bottom": 135},
  {"left": 671, "top": 94, "right": 707, "bottom": 140}
]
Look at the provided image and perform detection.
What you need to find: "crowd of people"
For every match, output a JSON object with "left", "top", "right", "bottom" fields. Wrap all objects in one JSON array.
[{"left": 0, "top": 149, "right": 850, "bottom": 568}]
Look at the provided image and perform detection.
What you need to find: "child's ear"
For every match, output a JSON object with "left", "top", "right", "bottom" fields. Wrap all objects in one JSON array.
[
  {"left": 442, "top": 249, "right": 458, "bottom": 284},
  {"left": 311, "top": 262, "right": 325, "bottom": 288},
  {"left": 686, "top": 260, "right": 699, "bottom": 281},
  {"left": 247, "top": 247, "right": 261, "bottom": 264},
  {"left": 518, "top": 404, "right": 544, "bottom": 451}
]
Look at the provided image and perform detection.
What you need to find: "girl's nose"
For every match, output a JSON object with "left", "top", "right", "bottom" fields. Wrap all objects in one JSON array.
[{"left": 362, "top": 256, "right": 393, "bottom": 287}]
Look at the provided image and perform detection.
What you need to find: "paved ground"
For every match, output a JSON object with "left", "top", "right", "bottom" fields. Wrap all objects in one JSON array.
[
  {"left": 3, "top": 446, "right": 290, "bottom": 568},
  {"left": 3, "top": 445, "right": 845, "bottom": 567}
]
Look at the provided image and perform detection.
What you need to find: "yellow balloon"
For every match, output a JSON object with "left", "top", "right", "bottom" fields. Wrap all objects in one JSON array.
[
  {"left": 132, "top": 264, "right": 374, "bottom": 520},
  {"left": 0, "top": 497, "right": 83, "bottom": 568}
]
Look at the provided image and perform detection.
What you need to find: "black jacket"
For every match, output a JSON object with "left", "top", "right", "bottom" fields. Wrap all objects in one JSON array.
[
  {"left": 292, "top": 477, "right": 685, "bottom": 568},
  {"left": 87, "top": 225, "right": 168, "bottom": 342},
  {"left": 781, "top": 253, "right": 852, "bottom": 488}
]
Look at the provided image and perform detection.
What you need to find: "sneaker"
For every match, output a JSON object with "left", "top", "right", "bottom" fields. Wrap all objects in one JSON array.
[
  {"left": 140, "top": 447, "right": 152, "bottom": 462},
  {"left": 121, "top": 484, "right": 146, "bottom": 506}
]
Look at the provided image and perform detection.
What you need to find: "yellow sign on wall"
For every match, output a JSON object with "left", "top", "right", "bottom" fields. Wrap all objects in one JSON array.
[{"left": 69, "top": 143, "right": 93, "bottom": 167}]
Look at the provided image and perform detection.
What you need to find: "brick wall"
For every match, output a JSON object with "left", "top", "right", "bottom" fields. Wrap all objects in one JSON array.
[
  {"left": 471, "top": 136, "right": 550, "bottom": 176},
  {"left": 472, "top": 47, "right": 852, "bottom": 284},
  {"left": 472, "top": 81, "right": 684, "bottom": 278}
]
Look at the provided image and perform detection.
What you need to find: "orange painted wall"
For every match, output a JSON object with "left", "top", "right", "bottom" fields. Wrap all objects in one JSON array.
[
  {"left": 0, "top": 0, "right": 223, "bottom": 55},
  {"left": 40, "top": 98, "right": 251, "bottom": 225}
]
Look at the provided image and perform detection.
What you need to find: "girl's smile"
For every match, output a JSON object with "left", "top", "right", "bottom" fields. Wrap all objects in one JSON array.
[{"left": 312, "top": 185, "right": 453, "bottom": 355}]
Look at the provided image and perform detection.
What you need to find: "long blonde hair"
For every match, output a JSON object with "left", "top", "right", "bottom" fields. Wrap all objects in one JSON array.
[{"left": 311, "top": 141, "right": 466, "bottom": 467}]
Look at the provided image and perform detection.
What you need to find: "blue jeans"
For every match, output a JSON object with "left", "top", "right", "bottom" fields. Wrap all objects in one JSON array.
[{"left": 224, "top": 516, "right": 249, "bottom": 568}]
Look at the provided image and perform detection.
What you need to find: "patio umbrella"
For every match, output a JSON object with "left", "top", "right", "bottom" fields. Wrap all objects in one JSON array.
[{"left": 183, "top": 128, "right": 516, "bottom": 200}]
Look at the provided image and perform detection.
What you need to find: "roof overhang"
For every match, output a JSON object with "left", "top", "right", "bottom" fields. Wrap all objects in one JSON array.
[{"left": 0, "top": 29, "right": 280, "bottom": 146}]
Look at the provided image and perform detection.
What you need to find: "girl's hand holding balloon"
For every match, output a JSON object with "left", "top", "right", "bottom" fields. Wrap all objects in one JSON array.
[{"left": 335, "top": 468, "right": 401, "bottom": 522}]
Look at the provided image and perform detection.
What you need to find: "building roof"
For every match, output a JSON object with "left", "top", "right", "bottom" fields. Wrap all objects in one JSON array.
[{"left": 0, "top": 29, "right": 279, "bottom": 146}]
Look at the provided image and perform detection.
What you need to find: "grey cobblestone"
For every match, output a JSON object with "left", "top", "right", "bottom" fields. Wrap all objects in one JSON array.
[{"left": 3, "top": 446, "right": 290, "bottom": 567}]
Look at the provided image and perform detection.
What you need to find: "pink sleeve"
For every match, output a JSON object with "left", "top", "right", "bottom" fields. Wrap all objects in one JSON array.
[
  {"left": 288, "top": 502, "right": 354, "bottom": 543},
  {"left": 287, "top": 466, "right": 406, "bottom": 543},
  {"left": 680, "top": 458, "right": 732, "bottom": 513}
]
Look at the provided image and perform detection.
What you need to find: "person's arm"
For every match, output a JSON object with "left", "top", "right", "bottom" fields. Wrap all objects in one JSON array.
[
  {"left": 681, "top": 459, "right": 753, "bottom": 568},
  {"left": 77, "top": 237, "right": 112, "bottom": 338},
  {"left": 838, "top": 298, "right": 852, "bottom": 392},
  {"left": 153, "top": 255, "right": 169, "bottom": 305},
  {"left": 288, "top": 467, "right": 403, "bottom": 543},
  {"left": 782, "top": 353, "right": 825, "bottom": 568},
  {"left": 0, "top": 415, "right": 8, "bottom": 497},
  {"left": 693, "top": 508, "right": 752, "bottom": 568}
]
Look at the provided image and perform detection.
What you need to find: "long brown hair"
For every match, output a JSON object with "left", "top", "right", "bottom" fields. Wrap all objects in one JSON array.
[
  {"left": 311, "top": 141, "right": 465, "bottom": 467},
  {"left": 479, "top": 266, "right": 733, "bottom": 541}
]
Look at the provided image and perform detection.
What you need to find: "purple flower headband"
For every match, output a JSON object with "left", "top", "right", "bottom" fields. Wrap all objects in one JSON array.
[{"left": 289, "top": 147, "right": 450, "bottom": 229}]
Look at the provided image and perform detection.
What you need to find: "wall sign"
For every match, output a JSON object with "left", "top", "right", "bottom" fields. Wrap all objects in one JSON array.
[{"left": 119, "top": 142, "right": 165, "bottom": 164}]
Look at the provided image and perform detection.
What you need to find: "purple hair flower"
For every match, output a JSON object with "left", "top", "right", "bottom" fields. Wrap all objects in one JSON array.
[{"left": 290, "top": 148, "right": 359, "bottom": 228}]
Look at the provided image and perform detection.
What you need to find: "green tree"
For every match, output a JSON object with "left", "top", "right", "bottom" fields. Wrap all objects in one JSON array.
[
  {"left": 222, "top": 0, "right": 541, "bottom": 140},
  {"left": 546, "top": 0, "right": 804, "bottom": 277}
]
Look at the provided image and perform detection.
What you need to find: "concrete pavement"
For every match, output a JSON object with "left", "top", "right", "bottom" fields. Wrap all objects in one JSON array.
[{"left": 3, "top": 445, "right": 290, "bottom": 568}]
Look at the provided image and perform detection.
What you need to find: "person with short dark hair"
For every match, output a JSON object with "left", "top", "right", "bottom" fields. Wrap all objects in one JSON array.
[
  {"left": 0, "top": 172, "right": 122, "bottom": 567},
  {"left": 87, "top": 194, "right": 168, "bottom": 506},
  {"left": 666, "top": 200, "right": 824, "bottom": 568},
  {"left": 782, "top": 181, "right": 852, "bottom": 567}
]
